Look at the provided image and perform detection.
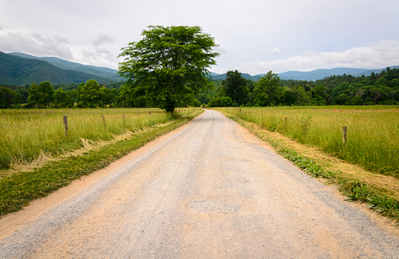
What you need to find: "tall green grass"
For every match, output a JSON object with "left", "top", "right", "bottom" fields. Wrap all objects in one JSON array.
[
  {"left": 217, "top": 106, "right": 399, "bottom": 178},
  {"left": 0, "top": 108, "right": 198, "bottom": 170}
]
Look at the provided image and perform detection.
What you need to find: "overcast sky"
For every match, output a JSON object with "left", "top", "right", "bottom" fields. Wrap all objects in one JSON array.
[{"left": 1, "top": 0, "right": 398, "bottom": 75}]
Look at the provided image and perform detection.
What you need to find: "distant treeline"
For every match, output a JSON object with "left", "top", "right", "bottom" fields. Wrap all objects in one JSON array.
[
  {"left": 0, "top": 80, "right": 200, "bottom": 109},
  {"left": 200, "top": 67, "right": 399, "bottom": 107},
  {"left": 1, "top": 67, "right": 399, "bottom": 108}
]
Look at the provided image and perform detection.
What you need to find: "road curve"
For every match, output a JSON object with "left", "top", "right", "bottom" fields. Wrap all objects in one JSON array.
[{"left": 1, "top": 109, "right": 398, "bottom": 258}]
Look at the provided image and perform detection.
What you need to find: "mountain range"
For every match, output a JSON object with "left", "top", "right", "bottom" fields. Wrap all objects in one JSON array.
[
  {"left": 209, "top": 67, "right": 399, "bottom": 81},
  {"left": 0, "top": 52, "right": 122, "bottom": 86},
  {"left": 9, "top": 52, "right": 121, "bottom": 81},
  {"left": 1, "top": 51, "right": 398, "bottom": 86}
]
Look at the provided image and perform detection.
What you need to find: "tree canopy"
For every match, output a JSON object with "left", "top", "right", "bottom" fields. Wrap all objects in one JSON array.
[
  {"left": 253, "top": 71, "right": 281, "bottom": 106},
  {"left": 223, "top": 70, "right": 248, "bottom": 106},
  {"left": 118, "top": 25, "right": 219, "bottom": 112}
]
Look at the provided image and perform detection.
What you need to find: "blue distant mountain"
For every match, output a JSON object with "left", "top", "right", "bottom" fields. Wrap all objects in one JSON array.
[
  {"left": 208, "top": 72, "right": 261, "bottom": 81},
  {"left": 274, "top": 67, "right": 399, "bottom": 81},
  {"left": 352, "top": 67, "right": 399, "bottom": 77},
  {"left": 209, "top": 66, "right": 399, "bottom": 81},
  {"left": 4, "top": 52, "right": 398, "bottom": 84}
]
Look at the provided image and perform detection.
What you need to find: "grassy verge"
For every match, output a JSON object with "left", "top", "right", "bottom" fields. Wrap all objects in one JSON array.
[
  {"left": 221, "top": 111, "right": 399, "bottom": 222},
  {"left": 0, "top": 110, "right": 203, "bottom": 217}
]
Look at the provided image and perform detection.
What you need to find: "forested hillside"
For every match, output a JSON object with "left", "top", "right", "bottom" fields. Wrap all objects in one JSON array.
[
  {"left": 0, "top": 52, "right": 113, "bottom": 86},
  {"left": 9, "top": 52, "right": 122, "bottom": 81}
]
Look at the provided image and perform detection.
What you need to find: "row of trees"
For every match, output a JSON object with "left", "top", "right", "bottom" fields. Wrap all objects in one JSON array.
[
  {"left": 0, "top": 80, "right": 121, "bottom": 109},
  {"left": 202, "top": 67, "right": 399, "bottom": 107},
  {"left": 0, "top": 86, "right": 25, "bottom": 108},
  {"left": 0, "top": 82, "right": 126, "bottom": 109},
  {"left": 0, "top": 79, "right": 202, "bottom": 109},
  {"left": 2, "top": 67, "right": 399, "bottom": 109},
  {"left": 23, "top": 80, "right": 119, "bottom": 108},
  {"left": 281, "top": 67, "right": 399, "bottom": 106}
]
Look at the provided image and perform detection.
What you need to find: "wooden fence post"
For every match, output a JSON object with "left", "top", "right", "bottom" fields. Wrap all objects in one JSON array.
[
  {"left": 63, "top": 115, "right": 68, "bottom": 137},
  {"left": 304, "top": 123, "right": 307, "bottom": 138},
  {"left": 123, "top": 114, "right": 125, "bottom": 126},
  {"left": 285, "top": 117, "right": 287, "bottom": 131},
  {"left": 149, "top": 111, "right": 151, "bottom": 116},
  {"left": 343, "top": 126, "right": 347, "bottom": 145},
  {"left": 101, "top": 115, "right": 106, "bottom": 130}
]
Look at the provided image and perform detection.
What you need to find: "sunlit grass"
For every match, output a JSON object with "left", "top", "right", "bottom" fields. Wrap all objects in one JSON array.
[
  {"left": 215, "top": 106, "right": 399, "bottom": 178},
  {"left": 0, "top": 108, "right": 199, "bottom": 170}
]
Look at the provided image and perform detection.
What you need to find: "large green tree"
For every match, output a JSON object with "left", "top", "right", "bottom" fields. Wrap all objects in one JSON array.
[
  {"left": 253, "top": 71, "right": 281, "bottom": 106},
  {"left": 27, "top": 81, "right": 55, "bottom": 108},
  {"left": 223, "top": 70, "right": 248, "bottom": 105},
  {"left": 0, "top": 86, "right": 17, "bottom": 108},
  {"left": 77, "top": 80, "right": 104, "bottom": 108},
  {"left": 27, "top": 83, "right": 43, "bottom": 108},
  {"left": 53, "top": 87, "right": 75, "bottom": 108},
  {"left": 118, "top": 25, "right": 219, "bottom": 112},
  {"left": 39, "top": 81, "right": 55, "bottom": 107},
  {"left": 0, "top": 87, "right": 8, "bottom": 108}
]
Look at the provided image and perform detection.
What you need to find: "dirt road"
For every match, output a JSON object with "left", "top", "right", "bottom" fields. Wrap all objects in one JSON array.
[{"left": 1, "top": 110, "right": 398, "bottom": 258}]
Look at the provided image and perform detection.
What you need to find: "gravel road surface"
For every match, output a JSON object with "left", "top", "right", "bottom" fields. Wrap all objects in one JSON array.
[{"left": 1, "top": 109, "right": 398, "bottom": 258}]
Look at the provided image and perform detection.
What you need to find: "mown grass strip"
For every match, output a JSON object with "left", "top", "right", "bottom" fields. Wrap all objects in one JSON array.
[
  {"left": 0, "top": 111, "right": 202, "bottom": 217},
  {"left": 224, "top": 112, "right": 399, "bottom": 222}
]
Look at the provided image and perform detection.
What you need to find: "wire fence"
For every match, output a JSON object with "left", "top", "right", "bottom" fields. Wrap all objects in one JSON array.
[
  {"left": 0, "top": 109, "right": 196, "bottom": 131},
  {"left": 234, "top": 109, "right": 399, "bottom": 154},
  {"left": 0, "top": 108, "right": 201, "bottom": 170},
  {"left": 0, "top": 111, "right": 168, "bottom": 129}
]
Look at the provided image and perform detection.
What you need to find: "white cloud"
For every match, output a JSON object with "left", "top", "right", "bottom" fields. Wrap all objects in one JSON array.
[
  {"left": 214, "top": 45, "right": 227, "bottom": 55},
  {"left": 271, "top": 48, "right": 284, "bottom": 55},
  {"left": 234, "top": 41, "right": 399, "bottom": 74},
  {"left": 259, "top": 48, "right": 284, "bottom": 55},
  {"left": 213, "top": 40, "right": 227, "bottom": 55}
]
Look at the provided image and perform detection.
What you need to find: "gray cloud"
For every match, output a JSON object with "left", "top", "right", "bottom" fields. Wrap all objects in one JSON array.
[
  {"left": 0, "top": 31, "right": 73, "bottom": 59},
  {"left": 91, "top": 33, "right": 114, "bottom": 46},
  {"left": 80, "top": 47, "right": 118, "bottom": 68}
]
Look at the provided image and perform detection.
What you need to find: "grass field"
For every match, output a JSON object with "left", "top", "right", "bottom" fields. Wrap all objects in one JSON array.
[
  {"left": 0, "top": 108, "right": 196, "bottom": 171},
  {"left": 0, "top": 109, "right": 203, "bottom": 217},
  {"left": 215, "top": 106, "right": 399, "bottom": 179}
]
